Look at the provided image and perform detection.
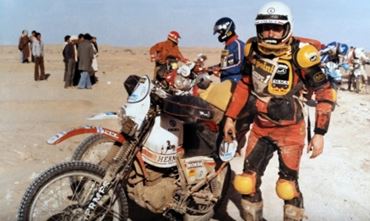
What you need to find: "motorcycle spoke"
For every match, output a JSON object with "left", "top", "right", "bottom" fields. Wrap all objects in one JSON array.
[{"left": 29, "top": 172, "right": 115, "bottom": 221}]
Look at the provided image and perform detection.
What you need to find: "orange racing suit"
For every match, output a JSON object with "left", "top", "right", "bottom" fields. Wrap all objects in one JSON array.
[{"left": 226, "top": 37, "right": 336, "bottom": 208}]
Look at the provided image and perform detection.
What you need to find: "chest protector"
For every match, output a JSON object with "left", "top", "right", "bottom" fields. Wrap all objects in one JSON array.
[{"left": 245, "top": 38, "right": 305, "bottom": 126}]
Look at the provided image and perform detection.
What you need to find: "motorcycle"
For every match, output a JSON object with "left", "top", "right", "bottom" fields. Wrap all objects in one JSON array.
[
  {"left": 321, "top": 61, "right": 344, "bottom": 90},
  {"left": 71, "top": 55, "right": 229, "bottom": 168},
  {"left": 17, "top": 57, "right": 237, "bottom": 220}
]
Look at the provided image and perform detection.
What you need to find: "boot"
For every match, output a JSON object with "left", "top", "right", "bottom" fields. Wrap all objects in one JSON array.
[
  {"left": 241, "top": 199, "right": 264, "bottom": 221},
  {"left": 284, "top": 204, "right": 305, "bottom": 221}
]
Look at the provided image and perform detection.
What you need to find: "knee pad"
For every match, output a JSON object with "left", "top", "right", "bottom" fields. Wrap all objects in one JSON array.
[
  {"left": 233, "top": 172, "right": 256, "bottom": 195},
  {"left": 276, "top": 179, "right": 299, "bottom": 200}
]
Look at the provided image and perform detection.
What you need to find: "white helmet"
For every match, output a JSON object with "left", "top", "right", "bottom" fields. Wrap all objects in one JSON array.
[{"left": 255, "top": 2, "right": 293, "bottom": 54}]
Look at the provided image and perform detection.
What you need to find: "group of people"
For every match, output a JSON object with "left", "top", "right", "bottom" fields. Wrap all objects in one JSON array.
[
  {"left": 149, "top": 2, "right": 338, "bottom": 221},
  {"left": 18, "top": 30, "right": 99, "bottom": 88},
  {"left": 18, "top": 30, "right": 49, "bottom": 81},
  {"left": 62, "top": 33, "right": 99, "bottom": 89},
  {"left": 320, "top": 41, "right": 369, "bottom": 91}
]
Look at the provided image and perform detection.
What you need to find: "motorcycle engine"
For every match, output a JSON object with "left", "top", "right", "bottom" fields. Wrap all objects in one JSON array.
[
  {"left": 174, "top": 75, "right": 193, "bottom": 91},
  {"left": 126, "top": 161, "right": 179, "bottom": 214}
]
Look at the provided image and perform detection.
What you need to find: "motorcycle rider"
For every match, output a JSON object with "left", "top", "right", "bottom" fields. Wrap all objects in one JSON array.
[
  {"left": 347, "top": 46, "right": 370, "bottom": 91},
  {"left": 320, "top": 41, "right": 349, "bottom": 89},
  {"left": 213, "top": 17, "right": 245, "bottom": 82},
  {"left": 212, "top": 17, "right": 255, "bottom": 153},
  {"left": 149, "top": 31, "right": 188, "bottom": 81},
  {"left": 223, "top": 2, "right": 337, "bottom": 220}
]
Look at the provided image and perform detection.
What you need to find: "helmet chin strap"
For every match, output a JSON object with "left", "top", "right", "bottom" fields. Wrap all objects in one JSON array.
[{"left": 257, "top": 37, "right": 293, "bottom": 57}]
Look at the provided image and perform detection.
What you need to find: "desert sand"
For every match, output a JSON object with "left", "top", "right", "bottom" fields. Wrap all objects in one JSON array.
[{"left": 0, "top": 44, "right": 369, "bottom": 221}]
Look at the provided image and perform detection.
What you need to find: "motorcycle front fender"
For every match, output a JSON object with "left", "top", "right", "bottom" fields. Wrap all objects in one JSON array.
[{"left": 47, "top": 125, "right": 125, "bottom": 145}]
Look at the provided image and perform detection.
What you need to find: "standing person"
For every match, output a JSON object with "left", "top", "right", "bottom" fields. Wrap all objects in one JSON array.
[
  {"left": 63, "top": 35, "right": 71, "bottom": 83},
  {"left": 90, "top": 36, "right": 99, "bottom": 85},
  {"left": 32, "top": 32, "right": 47, "bottom": 81},
  {"left": 63, "top": 35, "right": 77, "bottom": 88},
  {"left": 30, "top": 30, "right": 37, "bottom": 63},
  {"left": 18, "top": 30, "right": 31, "bottom": 63},
  {"left": 223, "top": 2, "right": 337, "bottom": 221},
  {"left": 149, "top": 31, "right": 188, "bottom": 80},
  {"left": 77, "top": 33, "right": 94, "bottom": 89},
  {"left": 346, "top": 46, "right": 357, "bottom": 91},
  {"left": 73, "top": 33, "right": 84, "bottom": 86},
  {"left": 213, "top": 17, "right": 245, "bottom": 82},
  {"left": 212, "top": 17, "right": 254, "bottom": 152}
]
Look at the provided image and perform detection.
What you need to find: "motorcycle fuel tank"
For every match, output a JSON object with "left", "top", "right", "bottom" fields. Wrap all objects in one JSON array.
[{"left": 142, "top": 114, "right": 184, "bottom": 168}]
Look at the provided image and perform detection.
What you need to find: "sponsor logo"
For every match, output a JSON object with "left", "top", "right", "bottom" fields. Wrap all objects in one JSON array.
[
  {"left": 142, "top": 150, "right": 176, "bottom": 165},
  {"left": 186, "top": 160, "right": 203, "bottom": 168},
  {"left": 157, "top": 155, "right": 176, "bottom": 163},
  {"left": 84, "top": 181, "right": 110, "bottom": 220},
  {"left": 199, "top": 110, "right": 211, "bottom": 118},
  {"left": 102, "top": 129, "right": 119, "bottom": 139},
  {"left": 169, "top": 119, "right": 177, "bottom": 127},
  {"left": 313, "top": 72, "right": 326, "bottom": 82},
  {"left": 267, "top": 7, "right": 275, "bottom": 14},
  {"left": 255, "top": 60, "right": 275, "bottom": 75},
  {"left": 276, "top": 64, "right": 288, "bottom": 75},
  {"left": 307, "top": 52, "right": 318, "bottom": 62},
  {"left": 272, "top": 79, "right": 289, "bottom": 85}
]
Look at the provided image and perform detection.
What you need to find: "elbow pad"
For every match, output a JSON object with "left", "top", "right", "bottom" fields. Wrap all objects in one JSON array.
[
  {"left": 295, "top": 44, "right": 328, "bottom": 89},
  {"left": 303, "top": 66, "right": 328, "bottom": 90}
]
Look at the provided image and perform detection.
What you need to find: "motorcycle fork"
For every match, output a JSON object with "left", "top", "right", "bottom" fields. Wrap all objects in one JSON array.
[{"left": 82, "top": 141, "right": 138, "bottom": 221}]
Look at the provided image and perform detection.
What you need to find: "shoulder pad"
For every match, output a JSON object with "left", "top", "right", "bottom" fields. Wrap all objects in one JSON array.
[
  {"left": 293, "top": 36, "right": 322, "bottom": 50},
  {"left": 244, "top": 37, "right": 257, "bottom": 62},
  {"left": 295, "top": 43, "right": 321, "bottom": 69}
]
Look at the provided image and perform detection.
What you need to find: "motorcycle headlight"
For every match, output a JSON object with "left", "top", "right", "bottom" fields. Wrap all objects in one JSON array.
[
  {"left": 177, "top": 65, "right": 191, "bottom": 77},
  {"left": 196, "top": 73, "right": 212, "bottom": 90}
]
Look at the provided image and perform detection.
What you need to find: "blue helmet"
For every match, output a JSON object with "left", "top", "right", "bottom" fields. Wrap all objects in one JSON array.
[
  {"left": 337, "top": 43, "right": 349, "bottom": 55},
  {"left": 326, "top": 41, "right": 348, "bottom": 55},
  {"left": 213, "top": 17, "right": 236, "bottom": 42}
]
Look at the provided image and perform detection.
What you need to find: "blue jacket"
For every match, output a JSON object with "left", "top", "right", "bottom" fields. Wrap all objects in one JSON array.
[{"left": 220, "top": 36, "right": 245, "bottom": 82}]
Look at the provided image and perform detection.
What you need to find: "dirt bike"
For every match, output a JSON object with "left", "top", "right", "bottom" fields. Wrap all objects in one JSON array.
[
  {"left": 321, "top": 61, "right": 344, "bottom": 90},
  {"left": 71, "top": 55, "right": 230, "bottom": 167},
  {"left": 17, "top": 59, "right": 237, "bottom": 220}
]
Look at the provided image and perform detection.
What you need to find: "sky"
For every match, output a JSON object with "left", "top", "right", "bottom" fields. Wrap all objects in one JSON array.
[{"left": 1, "top": 0, "right": 370, "bottom": 50}]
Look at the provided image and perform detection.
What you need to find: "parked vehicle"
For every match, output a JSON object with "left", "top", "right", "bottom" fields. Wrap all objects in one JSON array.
[
  {"left": 322, "top": 61, "right": 343, "bottom": 90},
  {"left": 18, "top": 59, "right": 236, "bottom": 220}
]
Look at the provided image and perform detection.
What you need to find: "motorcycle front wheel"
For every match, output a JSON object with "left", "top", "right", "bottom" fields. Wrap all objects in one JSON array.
[
  {"left": 72, "top": 134, "right": 116, "bottom": 165},
  {"left": 17, "top": 161, "right": 129, "bottom": 221}
]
